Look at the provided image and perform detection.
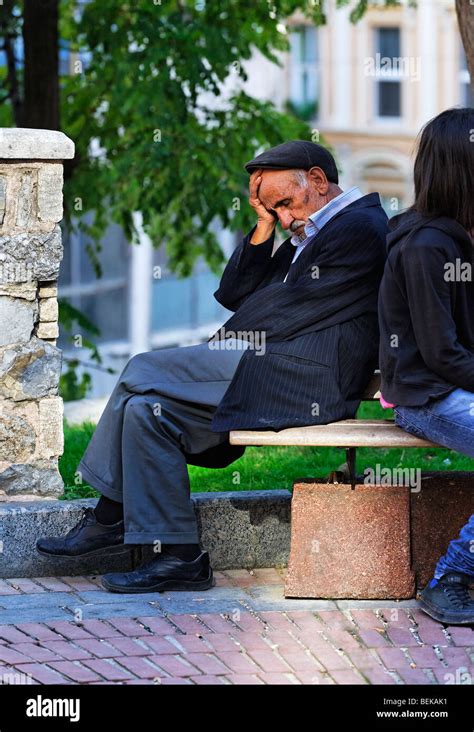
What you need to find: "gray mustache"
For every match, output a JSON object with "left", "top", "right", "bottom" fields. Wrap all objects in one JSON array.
[{"left": 290, "top": 220, "right": 306, "bottom": 233}]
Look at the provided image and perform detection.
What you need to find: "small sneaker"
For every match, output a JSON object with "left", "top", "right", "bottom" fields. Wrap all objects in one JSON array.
[
  {"left": 36, "top": 507, "right": 125, "bottom": 558},
  {"left": 418, "top": 572, "right": 474, "bottom": 625}
]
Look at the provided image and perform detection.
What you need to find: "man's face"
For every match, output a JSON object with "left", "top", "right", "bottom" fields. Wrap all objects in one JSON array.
[{"left": 257, "top": 168, "right": 328, "bottom": 237}]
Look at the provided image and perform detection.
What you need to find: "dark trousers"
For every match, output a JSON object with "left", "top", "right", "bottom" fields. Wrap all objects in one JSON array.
[{"left": 77, "top": 339, "right": 250, "bottom": 545}]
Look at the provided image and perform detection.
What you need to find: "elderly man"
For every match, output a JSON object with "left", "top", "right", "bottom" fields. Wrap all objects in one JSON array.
[{"left": 36, "top": 140, "right": 388, "bottom": 593}]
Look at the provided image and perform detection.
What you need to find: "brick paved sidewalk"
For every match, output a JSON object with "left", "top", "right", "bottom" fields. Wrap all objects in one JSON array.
[{"left": 0, "top": 567, "right": 471, "bottom": 685}]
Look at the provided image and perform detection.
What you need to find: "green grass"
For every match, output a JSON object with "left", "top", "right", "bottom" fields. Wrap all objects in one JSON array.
[{"left": 60, "top": 400, "right": 474, "bottom": 500}]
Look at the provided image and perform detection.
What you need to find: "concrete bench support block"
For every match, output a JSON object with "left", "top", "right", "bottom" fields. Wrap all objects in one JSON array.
[
  {"left": 285, "top": 472, "right": 474, "bottom": 599},
  {"left": 285, "top": 481, "right": 415, "bottom": 599},
  {"left": 411, "top": 472, "right": 474, "bottom": 587}
]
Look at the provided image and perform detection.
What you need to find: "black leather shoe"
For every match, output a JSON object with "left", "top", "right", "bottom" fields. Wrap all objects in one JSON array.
[
  {"left": 418, "top": 572, "right": 474, "bottom": 625},
  {"left": 36, "top": 507, "right": 125, "bottom": 558},
  {"left": 101, "top": 549, "right": 215, "bottom": 593}
]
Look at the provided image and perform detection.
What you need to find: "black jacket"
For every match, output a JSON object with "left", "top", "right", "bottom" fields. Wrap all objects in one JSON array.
[
  {"left": 378, "top": 210, "right": 474, "bottom": 406},
  {"left": 208, "top": 193, "right": 388, "bottom": 432}
]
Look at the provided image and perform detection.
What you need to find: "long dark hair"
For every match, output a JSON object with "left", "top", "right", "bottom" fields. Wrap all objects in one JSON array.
[{"left": 412, "top": 107, "right": 474, "bottom": 233}]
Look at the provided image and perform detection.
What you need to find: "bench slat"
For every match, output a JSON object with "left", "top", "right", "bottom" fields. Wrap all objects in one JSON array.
[{"left": 229, "top": 420, "right": 437, "bottom": 448}]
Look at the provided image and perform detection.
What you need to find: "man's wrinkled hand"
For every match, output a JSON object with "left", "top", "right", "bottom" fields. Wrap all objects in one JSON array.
[{"left": 249, "top": 169, "right": 277, "bottom": 244}]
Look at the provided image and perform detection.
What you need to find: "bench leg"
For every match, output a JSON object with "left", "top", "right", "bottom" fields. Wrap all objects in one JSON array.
[
  {"left": 326, "top": 448, "right": 357, "bottom": 488},
  {"left": 345, "top": 447, "right": 357, "bottom": 489}
]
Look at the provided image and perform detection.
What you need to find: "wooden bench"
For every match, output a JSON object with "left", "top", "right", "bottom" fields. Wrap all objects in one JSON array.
[{"left": 229, "top": 371, "right": 439, "bottom": 486}]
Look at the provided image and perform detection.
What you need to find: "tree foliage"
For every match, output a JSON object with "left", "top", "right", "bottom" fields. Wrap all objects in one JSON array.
[
  {"left": 59, "top": 0, "right": 322, "bottom": 276},
  {"left": 1, "top": 1, "right": 472, "bottom": 278}
]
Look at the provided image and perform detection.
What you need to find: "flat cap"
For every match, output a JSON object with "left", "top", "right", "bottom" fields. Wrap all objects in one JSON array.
[{"left": 244, "top": 140, "right": 338, "bottom": 183}]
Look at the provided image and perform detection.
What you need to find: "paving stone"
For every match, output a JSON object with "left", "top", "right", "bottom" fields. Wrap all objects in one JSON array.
[
  {"left": 76, "top": 619, "right": 126, "bottom": 639},
  {"left": 45, "top": 621, "right": 97, "bottom": 640},
  {"left": 214, "top": 651, "right": 260, "bottom": 675},
  {"left": 262, "top": 631, "right": 306, "bottom": 654},
  {"left": 41, "top": 641, "right": 93, "bottom": 661},
  {"left": 323, "top": 628, "right": 361, "bottom": 651},
  {"left": 357, "top": 629, "right": 392, "bottom": 648},
  {"left": 386, "top": 628, "right": 420, "bottom": 647},
  {"left": 448, "top": 626, "right": 474, "bottom": 646},
  {"left": 230, "top": 631, "right": 274, "bottom": 652},
  {"left": 115, "top": 656, "right": 163, "bottom": 679},
  {"left": 135, "top": 616, "right": 178, "bottom": 635},
  {"left": 224, "top": 674, "right": 264, "bottom": 684},
  {"left": 161, "top": 634, "right": 212, "bottom": 654},
  {"left": 47, "top": 660, "right": 102, "bottom": 683},
  {"left": 158, "top": 677, "right": 192, "bottom": 685},
  {"left": 148, "top": 654, "right": 202, "bottom": 677},
  {"left": 34, "top": 577, "right": 74, "bottom": 592},
  {"left": 0, "top": 626, "right": 33, "bottom": 643},
  {"left": 330, "top": 669, "right": 367, "bottom": 684},
  {"left": 256, "top": 672, "right": 300, "bottom": 684},
  {"left": 346, "top": 648, "right": 383, "bottom": 669},
  {"left": 5, "top": 579, "right": 46, "bottom": 594},
  {"left": 0, "top": 580, "right": 21, "bottom": 595},
  {"left": 0, "top": 646, "right": 33, "bottom": 664},
  {"left": 199, "top": 632, "right": 240, "bottom": 653},
  {"left": 245, "top": 649, "right": 293, "bottom": 674},
  {"left": 295, "top": 671, "right": 335, "bottom": 684},
  {"left": 137, "top": 636, "right": 180, "bottom": 655},
  {"left": 316, "top": 610, "right": 355, "bottom": 631},
  {"left": 189, "top": 674, "right": 228, "bottom": 684},
  {"left": 377, "top": 647, "right": 411, "bottom": 669},
  {"left": 81, "top": 658, "right": 135, "bottom": 682},
  {"left": 73, "top": 638, "right": 124, "bottom": 659},
  {"left": 183, "top": 653, "right": 230, "bottom": 675},
  {"left": 15, "top": 662, "right": 71, "bottom": 685},
  {"left": 278, "top": 649, "right": 325, "bottom": 672},
  {"left": 12, "top": 643, "right": 64, "bottom": 663},
  {"left": 166, "top": 614, "right": 209, "bottom": 635},
  {"left": 195, "top": 614, "right": 236, "bottom": 634},
  {"left": 105, "top": 617, "right": 153, "bottom": 637},
  {"left": 397, "top": 667, "right": 434, "bottom": 684},
  {"left": 0, "top": 591, "right": 74, "bottom": 610},
  {"left": 59, "top": 577, "right": 103, "bottom": 592},
  {"left": 14, "top": 623, "right": 65, "bottom": 642}
]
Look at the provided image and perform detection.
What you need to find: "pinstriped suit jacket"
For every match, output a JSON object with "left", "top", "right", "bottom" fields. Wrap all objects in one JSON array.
[{"left": 209, "top": 193, "right": 389, "bottom": 432}]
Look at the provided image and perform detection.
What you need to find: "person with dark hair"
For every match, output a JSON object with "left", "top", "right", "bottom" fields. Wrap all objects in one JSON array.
[
  {"left": 36, "top": 140, "right": 389, "bottom": 593},
  {"left": 378, "top": 107, "right": 474, "bottom": 624}
]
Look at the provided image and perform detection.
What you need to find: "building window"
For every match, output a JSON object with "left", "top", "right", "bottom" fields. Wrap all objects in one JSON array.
[
  {"left": 58, "top": 216, "right": 130, "bottom": 347},
  {"left": 460, "top": 46, "right": 474, "bottom": 107},
  {"left": 374, "top": 27, "right": 402, "bottom": 119},
  {"left": 150, "top": 253, "right": 225, "bottom": 334},
  {"left": 289, "top": 26, "right": 319, "bottom": 120}
]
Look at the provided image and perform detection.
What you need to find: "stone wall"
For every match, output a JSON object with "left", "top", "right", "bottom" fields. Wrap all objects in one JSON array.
[{"left": 0, "top": 129, "right": 74, "bottom": 500}]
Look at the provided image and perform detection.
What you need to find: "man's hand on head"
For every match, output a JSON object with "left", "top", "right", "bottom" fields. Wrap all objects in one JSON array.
[{"left": 248, "top": 169, "right": 277, "bottom": 245}]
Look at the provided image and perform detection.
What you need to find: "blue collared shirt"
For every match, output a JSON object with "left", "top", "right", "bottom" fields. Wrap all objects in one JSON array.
[{"left": 283, "top": 186, "right": 364, "bottom": 282}]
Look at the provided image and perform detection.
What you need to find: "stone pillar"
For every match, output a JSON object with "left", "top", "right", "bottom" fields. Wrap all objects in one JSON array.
[{"left": 0, "top": 128, "right": 74, "bottom": 500}]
